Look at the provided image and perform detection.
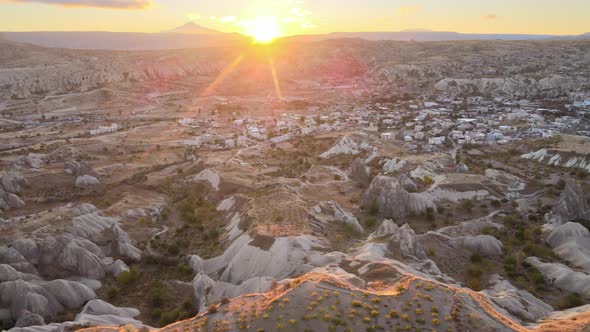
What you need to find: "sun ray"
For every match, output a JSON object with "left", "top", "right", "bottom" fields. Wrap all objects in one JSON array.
[
  {"left": 202, "top": 54, "right": 244, "bottom": 97},
  {"left": 268, "top": 56, "right": 283, "bottom": 100}
]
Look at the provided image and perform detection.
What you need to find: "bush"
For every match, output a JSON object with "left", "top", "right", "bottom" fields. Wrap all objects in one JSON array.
[
  {"left": 467, "top": 277, "right": 482, "bottom": 291},
  {"left": 469, "top": 253, "right": 482, "bottom": 263},
  {"left": 423, "top": 175, "right": 434, "bottom": 185},
  {"left": 116, "top": 268, "right": 139, "bottom": 286},
  {"left": 557, "top": 293, "right": 584, "bottom": 309},
  {"left": 461, "top": 199, "right": 474, "bottom": 211},
  {"left": 175, "top": 263, "right": 193, "bottom": 276},
  {"left": 364, "top": 217, "right": 377, "bottom": 228},
  {"left": 149, "top": 284, "right": 164, "bottom": 306},
  {"left": 208, "top": 228, "right": 220, "bottom": 239},
  {"left": 167, "top": 244, "right": 180, "bottom": 255},
  {"left": 107, "top": 286, "right": 120, "bottom": 299},
  {"left": 207, "top": 304, "right": 219, "bottom": 314},
  {"left": 182, "top": 298, "right": 193, "bottom": 310},
  {"left": 367, "top": 201, "right": 379, "bottom": 216},
  {"left": 158, "top": 310, "right": 179, "bottom": 327},
  {"left": 468, "top": 263, "right": 483, "bottom": 275}
]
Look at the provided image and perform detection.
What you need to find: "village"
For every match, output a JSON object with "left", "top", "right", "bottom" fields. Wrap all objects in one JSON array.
[{"left": 174, "top": 95, "right": 590, "bottom": 152}]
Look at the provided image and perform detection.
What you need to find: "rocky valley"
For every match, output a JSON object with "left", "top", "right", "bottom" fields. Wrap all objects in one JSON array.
[{"left": 0, "top": 36, "right": 590, "bottom": 332}]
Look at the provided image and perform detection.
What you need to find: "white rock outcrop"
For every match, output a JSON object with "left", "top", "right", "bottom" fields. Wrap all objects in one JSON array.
[
  {"left": 191, "top": 273, "right": 274, "bottom": 311},
  {"left": 382, "top": 158, "right": 407, "bottom": 173},
  {"left": 525, "top": 257, "right": 590, "bottom": 298},
  {"left": 75, "top": 175, "right": 100, "bottom": 188},
  {"left": 545, "top": 222, "right": 590, "bottom": 273},
  {"left": 545, "top": 181, "right": 590, "bottom": 225},
  {"left": 189, "top": 169, "right": 221, "bottom": 191},
  {"left": 0, "top": 172, "right": 28, "bottom": 210},
  {"left": 312, "top": 201, "right": 365, "bottom": 233},
  {"left": 348, "top": 158, "right": 371, "bottom": 185},
  {"left": 10, "top": 154, "right": 49, "bottom": 171},
  {"left": 0, "top": 278, "right": 95, "bottom": 322},
  {"left": 320, "top": 135, "right": 371, "bottom": 158},
  {"left": 369, "top": 219, "right": 399, "bottom": 239},
  {"left": 482, "top": 274, "right": 553, "bottom": 323},
  {"left": 461, "top": 235, "right": 504, "bottom": 257},
  {"left": 361, "top": 175, "right": 434, "bottom": 219},
  {"left": 522, "top": 149, "right": 590, "bottom": 172},
  {"left": 388, "top": 224, "right": 426, "bottom": 260}
]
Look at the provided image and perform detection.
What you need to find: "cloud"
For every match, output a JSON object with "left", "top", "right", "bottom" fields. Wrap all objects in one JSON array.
[
  {"left": 1, "top": 0, "right": 151, "bottom": 9},
  {"left": 483, "top": 13, "right": 498, "bottom": 20},
  {"left": 397, "top": 4, "right": 419, "bottom": 16}
]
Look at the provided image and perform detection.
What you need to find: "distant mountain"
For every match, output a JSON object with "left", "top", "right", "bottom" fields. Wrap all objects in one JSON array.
[
  {"left": 0, "top": 23, "right": 249, "bottom": 50},
  {"left": 164, "top": 22, "right": 222, "bottom": 35},
  {"left": 1, "top": 27, "right": 588, "bottom": 51},
  {"left": 280, "top": 31, "right": 590, "bottom": 43}
]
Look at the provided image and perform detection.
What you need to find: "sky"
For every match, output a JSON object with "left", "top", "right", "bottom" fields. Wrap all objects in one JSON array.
[{"left": 0, "top": 0, "right": 589, "bottom": 36}]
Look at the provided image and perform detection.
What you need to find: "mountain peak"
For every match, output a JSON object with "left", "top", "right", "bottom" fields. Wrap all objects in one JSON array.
[{"left": 165, "top": 22, "right": 221, "bottom": 35}]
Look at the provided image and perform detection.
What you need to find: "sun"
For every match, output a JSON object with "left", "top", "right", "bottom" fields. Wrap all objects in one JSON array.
[{"left": 243, "top": 16, "right": 282, "bottom": 44}]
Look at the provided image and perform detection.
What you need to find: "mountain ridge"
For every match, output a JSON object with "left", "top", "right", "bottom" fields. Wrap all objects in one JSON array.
[{"left": 1, "top": 24, "right": 589, "bottom": 50}]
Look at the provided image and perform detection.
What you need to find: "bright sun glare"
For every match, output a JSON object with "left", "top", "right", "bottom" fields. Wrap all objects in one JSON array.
[{"left": 243, "top": 16, "right": 282, "bottom": 43}]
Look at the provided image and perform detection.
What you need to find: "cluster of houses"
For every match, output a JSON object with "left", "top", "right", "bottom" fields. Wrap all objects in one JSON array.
[
  {"left": 177, "top": 96, "right": 589, "bottom": 151},
  {"left": 372, "top": 97, "right": 589, "bottom": 151}
]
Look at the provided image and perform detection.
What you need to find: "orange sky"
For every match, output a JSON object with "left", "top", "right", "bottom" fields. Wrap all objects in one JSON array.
[{"left": 0, "top": 0, "right": 588, "bottom": 36}]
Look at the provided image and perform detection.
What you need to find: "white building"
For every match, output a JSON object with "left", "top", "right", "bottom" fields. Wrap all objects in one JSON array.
[
  {"left": 428, "top": 137, "right": 445, "bottom": 145},
  {"left": 90, "top": 123, "right": 120, "bottom": 136},
  {"left": 380, "top": 132, "right": 395, "bottom": 141}
]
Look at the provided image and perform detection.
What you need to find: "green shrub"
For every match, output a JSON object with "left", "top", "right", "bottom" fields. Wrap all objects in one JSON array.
[
  {"left": 461, "top": 199, "right": 474, "bottom": 211},
  {"left": 107, "top": 286, "right": 120, "bottom": 299},
  {"left": 158, "top": 310, "right": 179, "bottom": 327},
  {"left": 364, "top": 217, "right": 377, "bottom": 228},
  {"left": 182, "top": 298, "right": 193, "bottom": 310},
  {"left": 467, "top": 277, "right": 482, "bottom": 291},
  {"left": 368, "top": 201, "right": 379, "bottom": 216},
  {"left": 207, "top": 304, "right": 218, "bottom": 314},
  {"left": 167, "top": 244, "right": 180, "bottom": 255},
  {"left": 557, "top": 293, "right": 584, "bottom": 309},
  {"left": 116, "top": 268, "right": 139, "bottom": 286}
]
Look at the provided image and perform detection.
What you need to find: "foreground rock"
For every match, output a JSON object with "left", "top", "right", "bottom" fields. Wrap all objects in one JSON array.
[
  {"left": 481, "top": 274, "right": 553, "bottom": 323},
  {"left": 0, "top": 203, "right": 143, "bottom": 325},
  {"left": 525, "top": 257, "right": 590, "bottom": 298}
]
